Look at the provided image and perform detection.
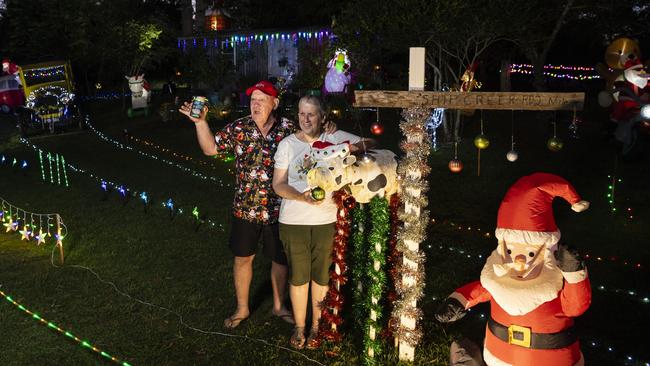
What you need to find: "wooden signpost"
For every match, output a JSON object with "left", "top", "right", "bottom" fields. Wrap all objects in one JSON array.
[{"left": 353, "top": 47, "right": 584, "bottom": 362}]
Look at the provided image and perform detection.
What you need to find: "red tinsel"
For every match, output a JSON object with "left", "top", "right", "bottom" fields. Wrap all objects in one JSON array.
[
  {"left": 316, "top": 190, "right": 355, "bottom": 345},
  {"left": 381, "top": 194, "right": 402, "bottom": 340}
]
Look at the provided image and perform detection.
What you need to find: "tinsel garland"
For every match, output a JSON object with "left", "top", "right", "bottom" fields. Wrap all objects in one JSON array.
[
  {"left": 351, "top": 203, "right": 368, "bottom": 330},
  {"left": 363, "top": 196, "right": 390, "bottom": 365},
  {"left": 317, "top": 190, "right": 355, "bottom": 343},
  {"left": 381, "top": 194, "right": 401, "bottom": 341},
  {"left": 393, "top": 107, "right": 431, "bottom": 357}
]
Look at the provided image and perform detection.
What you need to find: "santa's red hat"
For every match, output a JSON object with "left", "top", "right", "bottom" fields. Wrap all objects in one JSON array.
[{"left": 494, "top": 173, "right": 589, "bottom": 247}]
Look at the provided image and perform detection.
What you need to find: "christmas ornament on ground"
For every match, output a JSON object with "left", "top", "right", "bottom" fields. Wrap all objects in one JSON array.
[{"left": 435, "top": 173, "right": 591, "bottom": 366}]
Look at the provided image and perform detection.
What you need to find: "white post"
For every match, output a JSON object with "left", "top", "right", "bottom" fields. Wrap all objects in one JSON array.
[{"left": 409, "top": 47, "right": 426, "bottom": 91}]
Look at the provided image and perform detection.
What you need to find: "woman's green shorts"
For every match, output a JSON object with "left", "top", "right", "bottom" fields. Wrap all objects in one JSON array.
[{"left": 279, "top": 222, "right": 335, "bottom": 286}]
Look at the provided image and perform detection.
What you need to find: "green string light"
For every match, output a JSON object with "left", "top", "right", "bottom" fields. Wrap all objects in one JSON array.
[
  {"left": 38, "top": 149, "right": 46, "bottom": 182},
  {"left": 61, "top": 156, "right": 70, "bottom": 187},
  {"left": 47, "top": 152, "right": 54, "bottom": 184},
  {"left": 55, "top": 153, "right": 61, "bottom": 185},
  {"left": 0, "top": 288, "right": 132, "bottom": 365}
]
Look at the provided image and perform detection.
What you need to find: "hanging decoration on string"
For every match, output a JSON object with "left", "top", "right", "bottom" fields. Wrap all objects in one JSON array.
[
  {"left": 425, "top": 108, "right": 445, "bottom": 150},
  {"left": 547, "top": 118, "right": 564, "bottom": 152},
  {"left": 317, "top": 191, "right": 355, "bottom": 344},
  {"left": 448, "top": 141, "right": 463, "bottom": 173},
  {"left": 506, "top": 110, "right": 518, "bottom": 162},
  {"left": 1, "top": 196, "right": 66, "bottom": 264},
  {"left": 474, "top": 112, "right": 489, "bottom": 176},
  {"left": 569, "top": 107, "right": 580, "bottom": 140},
  {"left": 370, "top": 108, "right": 384, "bottom": 136}
]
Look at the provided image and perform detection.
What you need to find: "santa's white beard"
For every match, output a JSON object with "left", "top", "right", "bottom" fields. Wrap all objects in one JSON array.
[{"left": 480, "top": 249, "right": 563, "bottom": 315}]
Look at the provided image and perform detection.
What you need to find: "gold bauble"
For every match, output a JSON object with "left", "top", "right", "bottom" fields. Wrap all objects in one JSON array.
[
  {"left": 547, "top": 137, "right": 564, "bottom": 152},
  {"left": 474, "top": 134, "right": 490, "bottom": 149}
]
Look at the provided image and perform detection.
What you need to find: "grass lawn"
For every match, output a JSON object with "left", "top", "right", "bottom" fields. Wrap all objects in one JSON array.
[{"left": 0, "top": 93, "right": 649, "bottom": 366}]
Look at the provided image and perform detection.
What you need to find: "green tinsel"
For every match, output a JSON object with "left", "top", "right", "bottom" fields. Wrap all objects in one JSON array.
[
  {"left": 351, "top": 203, "right": 368, "bottom": 330},
  {"left": 363, "top": 196, "right": 390, "bottom": 365}
]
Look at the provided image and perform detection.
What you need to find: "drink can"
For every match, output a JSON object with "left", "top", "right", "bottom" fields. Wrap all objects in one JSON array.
[{"left": 190, "top": 96, "right": 208, "bottom": 118}]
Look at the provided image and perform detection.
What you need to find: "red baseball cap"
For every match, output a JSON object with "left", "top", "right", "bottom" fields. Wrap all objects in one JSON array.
[{"left": 246, "top": 80, "right": 279, "bottom": 98}]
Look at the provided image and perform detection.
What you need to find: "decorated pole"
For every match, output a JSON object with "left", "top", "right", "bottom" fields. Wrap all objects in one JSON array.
[{"left": 395, "top": 48, "right": 431, "bottom": 361}]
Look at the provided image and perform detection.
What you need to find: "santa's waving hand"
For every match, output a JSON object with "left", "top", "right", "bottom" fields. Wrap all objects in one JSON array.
[{"left": 436, "top": 173, "right": 591, "bottom": 366}]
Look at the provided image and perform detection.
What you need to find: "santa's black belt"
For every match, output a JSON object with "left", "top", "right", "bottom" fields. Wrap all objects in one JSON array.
[{"left": 487, "top": 317, "right": 577, "bottom": 349}]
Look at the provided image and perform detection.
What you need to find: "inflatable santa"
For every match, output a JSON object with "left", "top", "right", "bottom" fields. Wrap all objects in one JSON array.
[{"left": 436, "top": 173, "right": 591, "bottom": 366}]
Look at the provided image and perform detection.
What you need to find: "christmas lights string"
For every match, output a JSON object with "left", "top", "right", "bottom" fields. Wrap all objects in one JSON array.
[
  {"left": 124, "top": 133, "right": 235, "bottom": 171},
  {"left": 317, "top": 191, "right": 355, "bottom": 343},
  {"left": 0, "top": 286, "right": 132, "bottom": 366},
  {"left": 83, "top": 115, "right": 231, "bottom": 188},
  {"left": 0, "top": 154, "right": 29, "bottom": 171},
  {"left": 37, "top": 149, "right": 70, "bottom": 186},
  {"left": 38, "top": 231, "right": 326, "bottom": 366},
  {"left": 1, "top": 196, "right": 66, "bottom": 262},
  {"left": 508, "top": 63, "right": 602, "bottom": 81},
  {"left": 19, "top": 139, "right": 227, "bottom": 233},
  {"left": 429, "top": 218, "right": 645, "bottom": 271},
  {"left": 177, "top": 29, "right": 331, "bottom": 50}
]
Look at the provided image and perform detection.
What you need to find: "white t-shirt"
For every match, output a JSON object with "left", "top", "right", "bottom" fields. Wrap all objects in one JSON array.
[{"left": 274, "top": 130, "right": 361, "bottom": 225}]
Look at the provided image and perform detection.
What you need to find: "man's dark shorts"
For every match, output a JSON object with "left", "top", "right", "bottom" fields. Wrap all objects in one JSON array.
[{"left": 229, "top": 216, "right": 288, "bottom": 265}]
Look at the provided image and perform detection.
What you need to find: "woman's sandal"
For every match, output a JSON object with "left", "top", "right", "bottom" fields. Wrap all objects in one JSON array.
[
  {"left": 223, "top": 314, "right": 249, "bottom": 329},
  {"left": 305, "top": 327, "right": 321, "bottom": 350},
  {"left": 290, "top": 326, "right": 306, "bottom": 350}
]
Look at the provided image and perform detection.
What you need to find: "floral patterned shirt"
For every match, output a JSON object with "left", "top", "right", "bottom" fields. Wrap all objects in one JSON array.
[{"left": 215, "top": 115, "right": 295, "bottom": 224}]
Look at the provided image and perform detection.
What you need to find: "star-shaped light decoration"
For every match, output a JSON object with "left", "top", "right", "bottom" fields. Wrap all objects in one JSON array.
[
  {"left": 55, "top": 227, "right": 64, "bottom": 248},
  {"left": 35, "top": 229, "right": 46, "bottom": 245},
  {"left": 4, "top": 219, "right": 17, "bottom": 232},
  {"left": 20, "top": 225, "right": 32, "bottom": 241}
]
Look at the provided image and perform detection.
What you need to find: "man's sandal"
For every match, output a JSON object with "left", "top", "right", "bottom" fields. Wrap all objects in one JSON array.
[
  {"left": 271, "top": 309, "right": 295, "bottom": 325},
  {"left": 290, "top": 326, "right": 306, "bottom": 350},
  {"left": 223, "top": 314, "right": 249, "bottom": 329},
  {"left": 305, "top": 327, "right": 321, "bottom": 350}
]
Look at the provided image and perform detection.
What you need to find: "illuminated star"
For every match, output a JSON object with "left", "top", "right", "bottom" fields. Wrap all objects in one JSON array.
[
  {"left": 4, "top": 219, "right": 17, "bottom": 232},
  {"left": 35, "top": 229, "right": 46, "bottom": 245},
  {"left": 20, "top": 225, "right": 31, "bottom": 240}
]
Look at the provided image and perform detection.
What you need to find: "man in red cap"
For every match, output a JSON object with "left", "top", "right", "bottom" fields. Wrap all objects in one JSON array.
[
  {"left": 436, "top": 173, "right": 591, "bottom": 366},
  {"left": 180, "top": 80, "right": 296, "bottom": 328}
]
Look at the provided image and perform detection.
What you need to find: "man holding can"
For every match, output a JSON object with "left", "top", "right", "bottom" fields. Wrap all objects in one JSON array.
[{"left": 180, "top": 81, "right": 295, "bottom": 328}]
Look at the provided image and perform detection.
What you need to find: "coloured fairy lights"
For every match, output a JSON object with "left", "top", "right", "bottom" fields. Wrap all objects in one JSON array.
[
  {"left": 23, "top": 65, "right": 66, "bottom": 79},
  {"left": 1, "top": 196, "right": 66, "bottom": 263},
  {"left": 19, "top": 138, "right": 228, "bottom": 233},
  {"left": 177, "top": 29, "right": 331, "bottom": 50},
  {"left": 126, "top": 134, "right": 234, "bottom": 170},
  {"left": 508, "top": 63, "right": 602, "bottom": 81},
  {"left": 85, "top": 116, "right": 230, "bottom": 187},
  {"left": 0, "top": 288, "right": 132, "bottom": 365}
]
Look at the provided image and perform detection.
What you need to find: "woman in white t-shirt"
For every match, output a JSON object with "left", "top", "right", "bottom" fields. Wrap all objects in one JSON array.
[{"left": 272, "top": 95, "right": 373, "bottom": 349}]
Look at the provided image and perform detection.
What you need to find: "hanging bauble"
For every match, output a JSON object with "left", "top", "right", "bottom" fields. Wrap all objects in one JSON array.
[
  {"left": 473, "top": 134, "right": 490, "bottom": 149},
  {"left": 597, "top": 91, "right": 613, "bottom": 108},
  {"left": 547, "top": 137, "right": 564, "bottom": 152},
  {"left": 448, "top": 159, "right": 463, "bottom": 173},
  {"left": 370, "top": 122, "right": 384, "bottom": 135},
  {"left": 506, "top": 150, "right": 519, "bottom": 162}
]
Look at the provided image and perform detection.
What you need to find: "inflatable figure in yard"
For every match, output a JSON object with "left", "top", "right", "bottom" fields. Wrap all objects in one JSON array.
[
  {"left": 125, "top": 74, "right": 152, "bottom": 117},
  {"left": 596, "top": 38, "right": 650, "bottom": 156},
  {"left": 2, "top": 58, "right": 20, "bottom": 76},
  {"left": 306, "top": 141, "right": 398, "bottom": 203},
  {"left": 323, "top": 49, "right": 351, "bottom": 94},
  {"left": 435, "top": 173, "right": 591, "bottom": 366}
]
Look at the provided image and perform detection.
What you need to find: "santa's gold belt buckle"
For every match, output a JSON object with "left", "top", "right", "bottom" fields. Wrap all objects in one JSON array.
[{"left": 508, "top": 324, "right": 531, "bottom": 348}]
